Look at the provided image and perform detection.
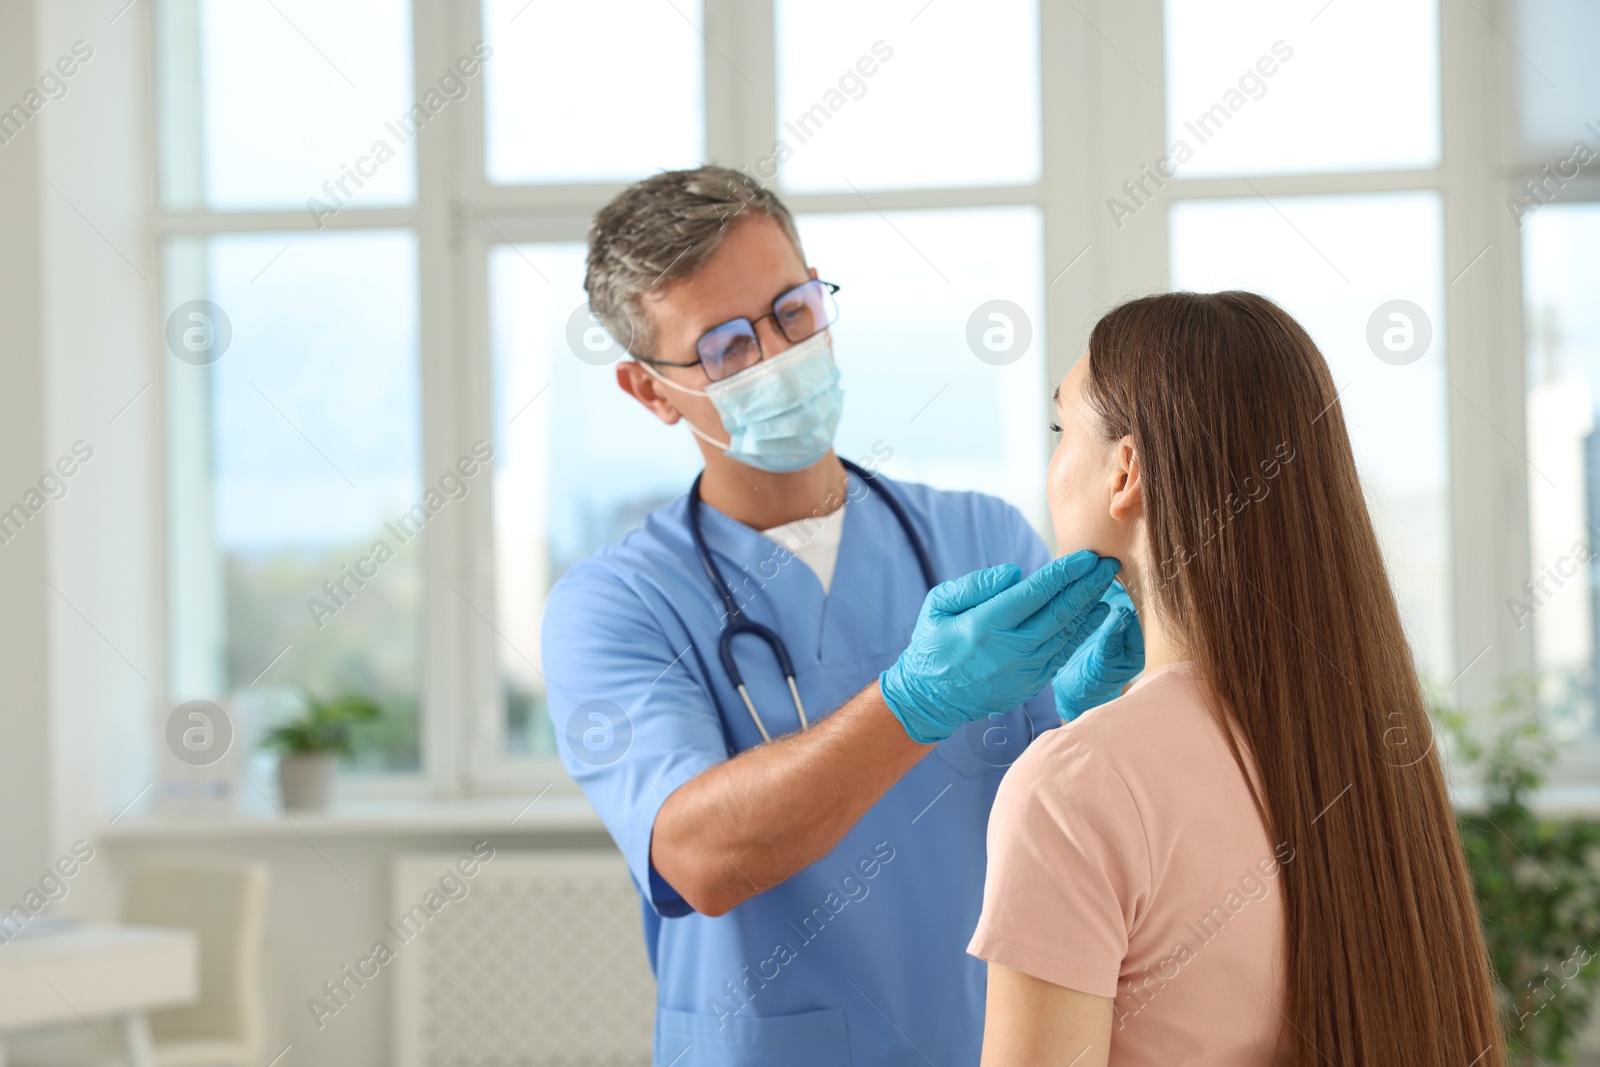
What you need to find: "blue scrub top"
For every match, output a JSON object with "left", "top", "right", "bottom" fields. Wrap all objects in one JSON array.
[{"left": 542, "top": 469, "right": 1059, "bottom": 1067}]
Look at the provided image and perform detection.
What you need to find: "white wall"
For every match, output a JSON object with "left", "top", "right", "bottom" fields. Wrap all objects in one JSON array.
[
  {"left": 29, "top": 0, "right": 161, "bottom": 924},
  {"left": 0, "top": 0, "right": 55, "bottom": 902}
]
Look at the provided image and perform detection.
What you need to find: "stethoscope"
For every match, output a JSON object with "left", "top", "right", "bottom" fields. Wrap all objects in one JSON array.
[{"left": 688, "top": 458, "right": 939, "bottom": 744}]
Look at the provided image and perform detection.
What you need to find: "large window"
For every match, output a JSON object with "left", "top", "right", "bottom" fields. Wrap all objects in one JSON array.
[
  {"left": 1169, "top": 193, "right": 1452, "bottom": 676},
  {"left": 150, "top": 0, "right": 1600, "bottom": 795},
  {"left": 156, "top": 0, "right": 1052, "bottom": 790},
  {"left": 165, "top": 231, "right": 424, "bottom": 771},
  {"left": 158, "top": 0, "right": 416, "bottom": 212},
  {"left": 480, "top": 0, "right": 705, "bottom": 184},
  {"left": 160, "top": 0, "right": 428, "bottom": 782},
  {"left": 1513, "top": 0, "right": 1600, "bottom": 746},
  {"left": 1523, "top": 206, "right": 1600, "bottom": 738},
  {"left": 773, "top": 0, "right": 1040, "bottom": 191},
  {"left": 1163, "top": 0, "right": 1439, "bottom": 177},
  {"left": 1161, "top": 0, "right": 1451, "bottom": 679}
]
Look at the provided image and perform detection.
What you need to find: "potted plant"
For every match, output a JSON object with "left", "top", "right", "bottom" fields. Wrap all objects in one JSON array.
[
  {"left": 262, "top": 691, "right": 382, "bottom": 810},
  {"left": 1441, "top": 678, "right": 1600, "bottom": 1064}
]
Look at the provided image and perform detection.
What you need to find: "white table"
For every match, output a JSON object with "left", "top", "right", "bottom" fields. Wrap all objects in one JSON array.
[{"left": 0, "top": 925, "right": 198, "bottom": 1067}]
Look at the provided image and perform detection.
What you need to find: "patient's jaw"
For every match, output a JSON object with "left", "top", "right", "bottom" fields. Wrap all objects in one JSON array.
[
  {"left": 1048, "top": 355, "right": 1187, "bottom": 671},
  {"left": 1047, "top": 356, "right": 1140, "bottom": 562}
]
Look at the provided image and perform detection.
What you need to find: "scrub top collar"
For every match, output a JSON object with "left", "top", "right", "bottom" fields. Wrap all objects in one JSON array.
[{"left": 691, "top": 467, "right": 865, "bottom": 598}]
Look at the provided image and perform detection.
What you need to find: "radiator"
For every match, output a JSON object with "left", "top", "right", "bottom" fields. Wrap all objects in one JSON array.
[{"left": 392, "top": 850, "right": 656, "bottom": 1067}]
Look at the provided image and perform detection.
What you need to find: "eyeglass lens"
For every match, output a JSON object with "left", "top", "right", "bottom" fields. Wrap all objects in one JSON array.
[{"left": 695, "top": 280, "right": 838, "bottom": 382}]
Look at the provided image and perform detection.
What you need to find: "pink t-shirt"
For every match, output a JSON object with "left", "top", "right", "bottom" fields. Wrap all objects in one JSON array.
[{"left": 968, "top": 661, "right": 1289, "bottom": 1065}]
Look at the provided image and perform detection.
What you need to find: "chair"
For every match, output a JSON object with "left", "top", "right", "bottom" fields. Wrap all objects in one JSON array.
[{"left": 9, "top": 856, "right": 270, "bottom": 1067}]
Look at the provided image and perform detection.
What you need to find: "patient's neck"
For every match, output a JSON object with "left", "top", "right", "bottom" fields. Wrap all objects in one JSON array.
[
  {"left": 1138, "top": 611, "right": 1189, "bottom": 675},
  {"left": 1118, "top": 553, "right": 1190, "bottom": 675}
]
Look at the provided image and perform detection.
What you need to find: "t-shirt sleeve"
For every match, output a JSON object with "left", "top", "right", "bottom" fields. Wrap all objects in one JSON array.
[
  {"left": 968, "top": 731, "right": 1152, "bottom": 997},
  {"left": 542, "top": 562, "right": 728, "bottom": 918}
]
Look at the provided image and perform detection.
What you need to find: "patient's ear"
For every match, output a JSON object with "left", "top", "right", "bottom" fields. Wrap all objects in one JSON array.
[{"left": 1108, "top": 436, "right": 1143, "bottom": 521}]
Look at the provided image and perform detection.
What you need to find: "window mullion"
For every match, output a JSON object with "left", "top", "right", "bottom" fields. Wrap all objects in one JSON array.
[
  {"left": 1086, "top": 0, "right": 1170, "bottom": 305},
  {"left": 1438, "top": 0, "right": 1534, "bottom": 714},
  {"left": 703, "top": 0, "right": 776, "bottom": 172},
  {"left": 413, "top": 0, "right": 472, "bottom": 795}
]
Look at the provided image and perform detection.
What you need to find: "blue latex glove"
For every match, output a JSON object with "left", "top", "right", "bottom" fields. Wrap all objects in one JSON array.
[
  {"left": 1052, "top": 580, "right": 1144, "bottom": 721},
  {"left": 880, "top": 551, "right": 1120, "bottom": 744}
]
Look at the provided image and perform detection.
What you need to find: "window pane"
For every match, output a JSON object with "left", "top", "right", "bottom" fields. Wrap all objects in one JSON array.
[
  {"left": 1169, "top": 193, "right": 1451, "bottom": 678},
  {"left": 166, "top": 231, "right": 423, "bottom": 772},
  {"left": 1523, "top": 204, "right": 1600, "bottom": 738},
  {"left": 774, "top": 0, "right": 1040, "bottom": 192},
  {"left": 797, "top": 207, "right": 1048, "bottom": 527},
  {"left": 482, "top": 0, "right": 704, "bottom": 185},
  {"left": 489, "top": 245, "right": 701, "bottom": 754},
  {"left": 1512, "top": 0, "right": 1600, "bottom": 162},
  {"left": 157, "top": 0, "right": 415, "bottom": 211},
  {"left": 1164, "top": 0, "right": 1439, "bottom": 178}
]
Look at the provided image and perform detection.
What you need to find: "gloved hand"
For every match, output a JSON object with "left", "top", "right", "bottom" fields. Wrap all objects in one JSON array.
[
  {"left": 1052, "top": 580, "right": 1144, "bottom": 722},
  {"left": 879, "top": 551, "right": 1120, "bottom": 744}
]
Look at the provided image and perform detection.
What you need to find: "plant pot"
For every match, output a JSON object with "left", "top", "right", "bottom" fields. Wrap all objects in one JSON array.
[{"left": 277, "top": 753, "right": 336, "bottom": 811}]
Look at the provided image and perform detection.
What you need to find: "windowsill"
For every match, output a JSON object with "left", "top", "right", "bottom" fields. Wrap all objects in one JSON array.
[
  {"left": 97, "top": 793, "right": 606, "bottom": 840},
  {"left": 92, "top": 783, "right": 1600, "bottom": 846},
  {"left": 1452, "top": 784, "right": 1600, "bottom": 820}
]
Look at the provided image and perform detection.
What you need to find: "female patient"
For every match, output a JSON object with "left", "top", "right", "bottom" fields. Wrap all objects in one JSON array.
[{"left": 969, "top": 291, "right": 1504, "bottom": 1066}]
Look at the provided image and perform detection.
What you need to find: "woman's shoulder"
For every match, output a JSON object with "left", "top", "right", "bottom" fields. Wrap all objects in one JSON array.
[
  {"left": 1012, "top": 661, "right": 1236, "bottom": 797},
  {"left": 997, "top": 660, "right": 1265, "bottom": 892},
  {"left": 1071, "top": 660, "right": 1211, "bottom": 735}
]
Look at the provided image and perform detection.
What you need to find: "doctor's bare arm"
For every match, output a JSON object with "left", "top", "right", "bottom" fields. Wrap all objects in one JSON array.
[{"left": 648, "top": 679, "right": 932, "bottom": 917}]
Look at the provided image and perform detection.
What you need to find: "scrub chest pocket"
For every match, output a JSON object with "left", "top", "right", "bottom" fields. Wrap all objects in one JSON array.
[{"left": 656, "top": 1005, "right": 851, "bottom": 1067}]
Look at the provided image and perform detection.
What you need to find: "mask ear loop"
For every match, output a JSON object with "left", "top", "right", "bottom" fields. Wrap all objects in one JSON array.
[
  {"left": 636, "top": 360, "right": 735, "bottom": 452},
  {"left": 636, "top": 358, "right": 711, "bottom": 398}
]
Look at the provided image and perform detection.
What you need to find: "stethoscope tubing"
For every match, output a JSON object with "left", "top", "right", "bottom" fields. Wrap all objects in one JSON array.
[{"left": 687, "top": 458, "right": 938, "bottom": 743}]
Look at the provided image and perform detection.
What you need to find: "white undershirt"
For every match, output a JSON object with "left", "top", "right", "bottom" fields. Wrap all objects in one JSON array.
[{"left": 761, "top": 504, "right": 846, "bottom": 593}]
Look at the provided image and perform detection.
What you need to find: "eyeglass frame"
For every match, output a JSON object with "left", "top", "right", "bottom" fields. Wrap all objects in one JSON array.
[{"left": 632, "top": 279, "right": 842, "bottom": 381}]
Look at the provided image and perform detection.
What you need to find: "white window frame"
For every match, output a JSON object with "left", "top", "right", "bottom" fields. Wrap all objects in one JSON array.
[
  {"left": 147, "top": 0, "right": 1592, "bottom": 800},
  {"left": 457, "top": 0, "right": 1063, "bottom": 792},
  {"left": 1080, "top": 0, "right": 1552, "bottom": 763}
]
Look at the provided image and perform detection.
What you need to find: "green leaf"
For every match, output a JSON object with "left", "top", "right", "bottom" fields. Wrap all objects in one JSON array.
[
  {"left": 260, "top": 689, "right": 388, "bottom": 758},
  {"left": 1445, "top": 674, "right": 1600, "bottom": 1063}
]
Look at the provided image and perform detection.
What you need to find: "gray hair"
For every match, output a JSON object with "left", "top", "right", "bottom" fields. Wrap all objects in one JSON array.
[{"left": 584, "top": 165, "right": 806, "bottom": 358}]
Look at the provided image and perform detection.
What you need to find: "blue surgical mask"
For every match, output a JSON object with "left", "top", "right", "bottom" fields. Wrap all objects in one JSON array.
[{"left": 641, "top": 330, "right": 845, "bottom": 473}]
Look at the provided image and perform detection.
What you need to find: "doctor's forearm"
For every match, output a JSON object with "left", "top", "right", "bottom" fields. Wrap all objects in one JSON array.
[{"left": 649, "top": 680, "right": 932, "bottom": 916}]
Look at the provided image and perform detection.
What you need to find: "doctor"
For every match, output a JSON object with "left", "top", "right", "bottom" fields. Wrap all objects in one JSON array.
[{"left": 543, "top": 166, "right": 1142, "bottom": 1067}]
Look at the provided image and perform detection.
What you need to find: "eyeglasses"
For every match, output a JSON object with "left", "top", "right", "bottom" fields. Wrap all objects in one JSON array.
[{"left": 636, "top": 279, "right": 841, "bottom": 383}]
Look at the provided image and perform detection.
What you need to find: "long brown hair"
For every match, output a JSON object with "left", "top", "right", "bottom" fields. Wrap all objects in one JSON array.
[{"left": 1084, "top": 291, "right": 1504, "bottom": 1064}]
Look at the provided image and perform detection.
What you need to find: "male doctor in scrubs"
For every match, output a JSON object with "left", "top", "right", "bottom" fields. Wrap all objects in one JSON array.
[{"left": 542, "top": 166, "right": 1142, "bottom": 1067}]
